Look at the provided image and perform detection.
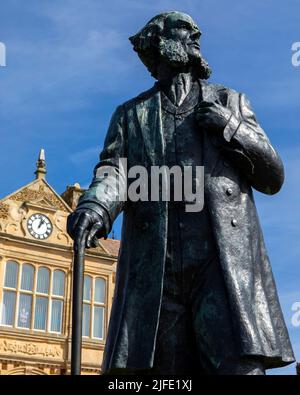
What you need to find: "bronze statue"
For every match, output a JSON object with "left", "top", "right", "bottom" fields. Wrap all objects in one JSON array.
[{"left": 67, "top": 11, "right": 295, "bottom": 375}]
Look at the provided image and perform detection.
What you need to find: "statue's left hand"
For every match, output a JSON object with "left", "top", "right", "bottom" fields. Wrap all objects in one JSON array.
[{"left": 196, "top": 101, "right": 232, "bottom": 132}]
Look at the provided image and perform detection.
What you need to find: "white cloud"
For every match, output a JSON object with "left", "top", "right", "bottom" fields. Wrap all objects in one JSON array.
[{"left": 0, "top": 2, "right": 134, "bottom": 119}]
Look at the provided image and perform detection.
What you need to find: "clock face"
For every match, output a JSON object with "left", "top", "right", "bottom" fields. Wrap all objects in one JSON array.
[{"left": 27, "top": 213, "right": 52, "bottom": 240}]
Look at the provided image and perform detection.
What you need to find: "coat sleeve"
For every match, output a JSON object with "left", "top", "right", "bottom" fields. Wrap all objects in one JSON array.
[
  {"left": 221, "top": 93, "right": 284, "bottom": 195},
  {"left": 76, "top": 104, "right": 127, "bottom": 236}
]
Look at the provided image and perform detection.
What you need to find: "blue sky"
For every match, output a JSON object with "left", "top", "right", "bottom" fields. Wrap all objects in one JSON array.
[{"left": 0, "top": 0, "right": 300, "bottom": 374}]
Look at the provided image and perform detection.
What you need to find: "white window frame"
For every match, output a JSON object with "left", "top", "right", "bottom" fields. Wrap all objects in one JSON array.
[
  {"left": 82, "top": 275, "right": 106, "bottom": 341},
  {"left": 1, "top": 261, "right": 66, "bottom": 335}
]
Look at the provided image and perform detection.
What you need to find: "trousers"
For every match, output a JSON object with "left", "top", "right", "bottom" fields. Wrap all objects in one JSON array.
[{"left": 151, "top": 206, "right": 265, "bottom": 375}]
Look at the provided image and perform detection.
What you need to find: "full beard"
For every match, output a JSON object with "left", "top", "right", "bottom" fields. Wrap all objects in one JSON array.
[
  {"left": 158, "top": 38, "right": 211, "bottom": 79},
  {"left": 158, "top": 38, "right": 189, "bottom": 67}
]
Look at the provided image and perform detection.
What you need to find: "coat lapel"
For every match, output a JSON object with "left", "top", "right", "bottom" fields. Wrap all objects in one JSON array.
[
  {"left": 135, "top": 80, "right": 228, "bottom": 172},
  {"left": 199, "top": 80, "right": 220, "bottom": 181},
  {"left": 135, "top": 86, "right": 164, "bottom": 165}
]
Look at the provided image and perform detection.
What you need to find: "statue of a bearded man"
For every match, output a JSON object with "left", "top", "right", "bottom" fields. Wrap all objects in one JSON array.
[{"left": 67, "top": 12, "right": 295, "bottom": 375}]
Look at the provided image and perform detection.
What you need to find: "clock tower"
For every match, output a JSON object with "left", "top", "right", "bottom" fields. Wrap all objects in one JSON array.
[{"left": 0, "top": 150, "right": 119, "bottom": 374}]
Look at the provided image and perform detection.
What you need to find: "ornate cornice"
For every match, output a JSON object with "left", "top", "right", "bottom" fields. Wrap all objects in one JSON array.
[
  {"left": 9, "top": 184, "right": 67, "bottom": 212},
  {"left": 0, "top": 203, "right": 9, "bottom": 220}
]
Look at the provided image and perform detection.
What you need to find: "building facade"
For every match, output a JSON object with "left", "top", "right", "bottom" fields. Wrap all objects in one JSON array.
[{"left": 0, "top": 151, "right": 119, "bottom": 375}]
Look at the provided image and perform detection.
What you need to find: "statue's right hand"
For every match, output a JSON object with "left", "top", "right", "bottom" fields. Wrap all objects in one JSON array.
[{"left": 67, "top": 209, "right": 106, "bottom": 249}]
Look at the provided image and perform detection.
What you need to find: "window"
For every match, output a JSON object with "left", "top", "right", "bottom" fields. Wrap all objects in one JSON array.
[
  {"left": 18, "top": 264, "right": 34, "bottom": 328},
  {"left": 82, "top": 275, "right": 106, "bottom": 340},
  {"left": 34, "top": 267, "right": 50, "bottom": 331},
  {"left": 50, "top": 270, "right": 65, "bottom": 333},
  {"left": 1, "top": 261, "right": 66, "bottom": 334}
]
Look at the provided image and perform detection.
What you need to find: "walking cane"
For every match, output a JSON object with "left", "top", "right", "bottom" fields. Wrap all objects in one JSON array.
[{"left": 71, "top": 231, "right": 88, "bottom": 375}]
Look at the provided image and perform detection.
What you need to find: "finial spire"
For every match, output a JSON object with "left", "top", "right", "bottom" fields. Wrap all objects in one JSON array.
[{"left": 35, "top": 148, "right": 47, "bottom": 179}]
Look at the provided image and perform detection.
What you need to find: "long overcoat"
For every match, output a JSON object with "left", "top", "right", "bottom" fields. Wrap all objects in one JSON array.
[{"left": 78, "top": 80, "right": 295, "bottom": 372}]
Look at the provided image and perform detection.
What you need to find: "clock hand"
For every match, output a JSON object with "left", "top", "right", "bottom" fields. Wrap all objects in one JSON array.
[{"left": 38, "top": 219, "right": 45, "bottom": 229}]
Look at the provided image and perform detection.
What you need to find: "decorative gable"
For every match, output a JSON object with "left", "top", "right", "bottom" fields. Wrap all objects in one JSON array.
[
  {"left": 9, "top": 182, "right": 69, "bottom": 213},
  {"left": 0, "top": 150, "right": 116, "bottom": 256},
  {"left": 0, "top": 178, "right": 73, "bottom": 246}
]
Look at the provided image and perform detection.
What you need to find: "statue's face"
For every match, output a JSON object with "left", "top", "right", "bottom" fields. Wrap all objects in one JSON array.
[{"left": 164, "top": 12, "right": 201, "bottom": 60}]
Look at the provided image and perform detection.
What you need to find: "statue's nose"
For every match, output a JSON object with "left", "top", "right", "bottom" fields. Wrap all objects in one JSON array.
[{"left": 190, "top": 30, "right": 201, "bottom": 42}]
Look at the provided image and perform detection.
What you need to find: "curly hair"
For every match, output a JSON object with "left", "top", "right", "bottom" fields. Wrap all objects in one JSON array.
[{"left": 129, "top": 12, "right": 211, "bottom": 80}]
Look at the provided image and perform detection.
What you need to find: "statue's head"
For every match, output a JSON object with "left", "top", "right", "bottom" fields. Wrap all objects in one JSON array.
[{"left": 129, "top": 11, "right": 211, "bottom": 80}]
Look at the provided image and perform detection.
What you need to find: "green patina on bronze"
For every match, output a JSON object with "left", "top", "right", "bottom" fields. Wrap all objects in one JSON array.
[{"left": 68, "top": 12, "right": 295, "bottom": 375}]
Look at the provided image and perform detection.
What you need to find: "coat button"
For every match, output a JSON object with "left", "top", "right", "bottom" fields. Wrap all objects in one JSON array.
[
  {"left": 226, "top": 188, "right": 233, "bottom": 196},
  {"left": 223, "top": 160, "right": 230, "bottom": 168},
  {"left": 179, "top": 222, "right": 184, "bottom": 229},
  {"left": 231, "top": 219, "right": 238, "bottom": 227}
]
